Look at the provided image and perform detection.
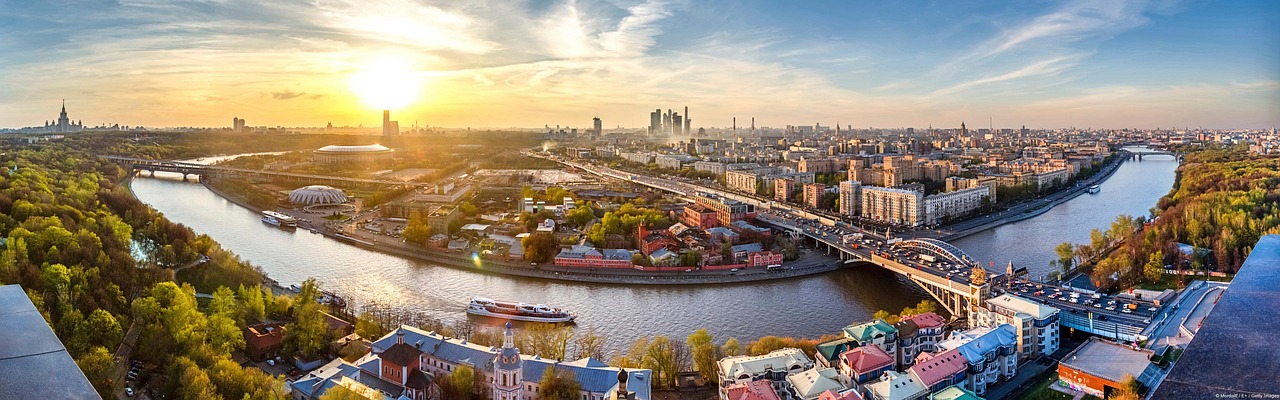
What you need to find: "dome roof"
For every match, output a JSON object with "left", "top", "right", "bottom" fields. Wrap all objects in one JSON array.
[
  {"left": 289, "top": 185, "right": 348, "bottom": 205},
  {"left": 315, "top": 144, "right": 392, "bottom": 154}
]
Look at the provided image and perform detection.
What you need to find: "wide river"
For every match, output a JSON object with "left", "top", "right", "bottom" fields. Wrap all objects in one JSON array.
[{"left": 130, "top": 147, "right": 1176, "bottom": 351}]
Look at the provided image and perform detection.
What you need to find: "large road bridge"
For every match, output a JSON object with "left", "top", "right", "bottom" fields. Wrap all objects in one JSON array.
[{"left": 545, "top": 152, "right": 1157, "bottom": 340}]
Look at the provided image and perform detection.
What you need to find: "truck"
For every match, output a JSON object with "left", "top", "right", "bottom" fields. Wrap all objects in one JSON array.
[
  {"left": 842, "top": 233, "right": 863, "bottom": 244},
  {"left": 919, "top": 254, "right": 937, "bottom": 263}
]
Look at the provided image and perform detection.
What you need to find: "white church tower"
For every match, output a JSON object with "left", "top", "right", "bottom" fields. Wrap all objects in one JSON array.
[{"left": 492, "top": 322, "right": 523, "bottom": 400}]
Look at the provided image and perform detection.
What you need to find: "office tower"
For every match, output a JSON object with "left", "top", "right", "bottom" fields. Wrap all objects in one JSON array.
[
  {"left": 650, "top": 109, "right": 661, "bottom": 135},
  {"left": 684, "top": 106, "right": 690, "bottom": 134},
  {"left": 592, "top": 117, "right": 602, "bottom": 135},
  {"left": 672, "top": 113, "right": 683, "bottom": 136}
]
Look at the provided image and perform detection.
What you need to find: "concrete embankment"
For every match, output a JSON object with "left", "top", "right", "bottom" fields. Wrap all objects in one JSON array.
[{"left": 940, "top": 152, "right": 1129, "bottom": 241}]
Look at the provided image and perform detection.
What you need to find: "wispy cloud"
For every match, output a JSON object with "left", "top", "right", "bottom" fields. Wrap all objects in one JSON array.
[
  {"left": 977, "top": 0, "right": 1151, "bottom": 58},
  {"left": 272, "top": 90, "right": 307, "bottom": 100}
]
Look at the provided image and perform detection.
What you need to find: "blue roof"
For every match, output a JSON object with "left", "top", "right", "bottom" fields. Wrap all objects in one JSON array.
[
  {"left": 731, "top": 243, "right": 764, "bottom": 254},
  {"left": 372, "top": 326, "right": 652, "bottom": 399},
  {"left": 951, "top": 325, "right": 1017, "bottom": 365},
  {"left": 522, "top": 360, "right": 652, "bottom": 399}
]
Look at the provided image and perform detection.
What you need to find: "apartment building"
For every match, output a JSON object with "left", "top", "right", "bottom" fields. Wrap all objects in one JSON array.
[
  {"left": 861, "top": 186, "right": 925, "bottom": 226},
  {"left": 971, "top": 294, "right": 1060, "bottom": 360}
]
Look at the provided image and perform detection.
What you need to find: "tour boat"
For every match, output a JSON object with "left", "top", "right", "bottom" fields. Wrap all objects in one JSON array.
[
  {"left": 466, "top": 297, "right": 576, "bottom": 323},
  {"left": 262, "top": 210, "right": 298, "bottom": 228},
  {"left": 1088, "top": 185, "right": 1101, "bottom": 194}
]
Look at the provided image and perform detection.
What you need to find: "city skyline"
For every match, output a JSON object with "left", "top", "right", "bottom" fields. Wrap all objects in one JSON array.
[{"left": 2, "top": 0, "right": 1278, "bottom": 129}]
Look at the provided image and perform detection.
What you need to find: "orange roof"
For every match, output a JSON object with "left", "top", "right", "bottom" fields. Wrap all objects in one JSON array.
[
  {"left": 818, "top": 389, "right": 864, "bottom": 400},
  {"left": 725, "top": 380, "right": 782, "bottom": 400},
  {"left": 840, "top": 345, "right": 893, "bottom": 374}
]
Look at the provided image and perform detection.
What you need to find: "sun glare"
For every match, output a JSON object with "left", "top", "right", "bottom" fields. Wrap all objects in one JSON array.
[{"left": 348, "top": 56, "right": 423, "bottom": 111}]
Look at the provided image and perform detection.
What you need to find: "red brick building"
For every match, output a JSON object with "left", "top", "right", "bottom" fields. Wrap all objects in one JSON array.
[{"left": 243, "top": 324, "right": 285, "bottom": 361}]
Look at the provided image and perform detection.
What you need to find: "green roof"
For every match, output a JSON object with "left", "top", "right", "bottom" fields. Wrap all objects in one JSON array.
[
  {"left": 814, "top": 337, "right": 860, "bottom": 362},
  {"left": 842, "top": 320, "right": 898, "bottom": 342},
  {"left": 929, "top": 385, "right": 984, "bottom": 400}
]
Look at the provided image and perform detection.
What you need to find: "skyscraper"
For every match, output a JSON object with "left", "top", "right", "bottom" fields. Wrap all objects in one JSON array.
[
  {"left": 672, "top": 113, "right": 683, "bottom": 136},
  {"left": 45, "top": 100, "right": 83, "bottom": 133},
  {"left": 382, "top": 110, "right": 399, "bottom": 136},
  {"left": 650, "top": 109, "right": 661, "bottom": 136},
  {"left": 592, "top": 117, "right": 602, "bottom": 135},
  {"left": 680, "top": 106, "right": 691, "bottom": 135}
]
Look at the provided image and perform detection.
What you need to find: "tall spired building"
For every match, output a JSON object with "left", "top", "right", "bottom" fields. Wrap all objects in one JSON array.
[{"left": 45, "top": 100, "right": 83, "bottom": 133}]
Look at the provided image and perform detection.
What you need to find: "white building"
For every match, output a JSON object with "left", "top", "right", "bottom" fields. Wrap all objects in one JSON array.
[
  {"left": 839, "top": 181, "right": 862, "bottom": 217},
  {"left": 864, "top": 371, "right": 928, "bottom": 400},
  {"left": 693, "top": 161, "right": 728, "bottom": 175},
  {"left": 726, "top": 170, "right": 760, "bottom": 193},
  {"left": 785, "top": 367, "right": 847, "bottom": 400},
  {"left": 923, "top": 186, "right": 990, "bottom": 226},
  {"left": 861, "top": 186, "right": 924, "bottom": 226},
  {"left": 718, "top": 348, "right": 814, "bottom": 399},
  {"left": 971, "top": 294, "right": 1060, "bottom": 360}
]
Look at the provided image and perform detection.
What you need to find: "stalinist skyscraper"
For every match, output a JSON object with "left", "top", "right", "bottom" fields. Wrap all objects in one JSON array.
[{"left": 45, "top": 100, "right": 83, "bottom": 133}]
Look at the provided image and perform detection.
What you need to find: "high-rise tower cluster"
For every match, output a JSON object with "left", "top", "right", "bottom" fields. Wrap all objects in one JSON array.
[{"left": 648, "top": 106, "right": 692, "bottom": 136}]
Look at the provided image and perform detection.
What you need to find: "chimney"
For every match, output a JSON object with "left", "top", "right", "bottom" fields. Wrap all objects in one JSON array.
[{"left": 396, "top": 329, "right": 405, "bottom": 344}]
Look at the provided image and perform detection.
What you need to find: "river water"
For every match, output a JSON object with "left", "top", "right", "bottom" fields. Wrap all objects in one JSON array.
[
  {"left": 129, "top": 147, "right": 1175, "bottom": 352},
  {"left": 951, "top": 148, "right": 1179, "bottom": 280}
]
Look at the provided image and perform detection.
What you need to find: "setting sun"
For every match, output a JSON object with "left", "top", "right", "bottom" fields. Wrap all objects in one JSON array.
[{"left": 348, "top": 56, "right": 423, "bottom": 111}]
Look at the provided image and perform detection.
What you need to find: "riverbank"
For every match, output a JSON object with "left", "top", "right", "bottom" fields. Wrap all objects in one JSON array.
[
  {"left": 940, "top": 151, "right": 1130, "bottom": 241},
  {"left": 144, "top": 176, "right": 854, "bottom": 286}
]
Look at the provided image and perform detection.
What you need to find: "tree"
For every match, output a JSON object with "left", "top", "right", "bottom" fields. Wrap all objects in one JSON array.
[
  {"left": 208, "top": 314, "right": 246, "bottom": 354},
  {"left": 522, "top": 232, "right": 558, "bottom": 263},
  {"left": 688, "top": 329, "right": 720, "bottom": 384},
  {"left": 174, "top": 356, "right": 219, "bottom": 400},
  {"left": 1144, "top": 250, "right": 1165, "bottom": 282},
  {"left": 441, "top": 364, "right": 480, "bottom": 400},
  {"left": 643, "top": 336, "right": 680, "bottom": 389},
  {"left": 76, "top": 346, "right": 115, "bottom": 398},
  {"left": 538, "top": 366, "right": 583, "bottom": 400},
  {"left": 1055, "top": 242, "right": 1076, "bottom": 272},
  {"left": 402, "top": 212, "right": 433, "bottom": 245},
  {"left": 517, "top": 322, "right": 574, "bottom": 361},
  {"left": 355, "top": 312, "right": 388, "bottom": 340},
  {"left": 565, "top": 206, "right": 595, "bottom": 228},
  {"left": 721, "top": 337, "right": 742, "bottom": 357},
  {"left": 285, "top": 278, "right": 329, "bottom": 359},
  {"left": 81, "top": 308, "right": 124, "bottom": 352},
  {"left": 1110, "top": 373, "right": 1141, "bottom": 400},
  {"left": 238, "top": 284, "right": 266, "bottom": 323},
  {"left": 572, "top": 328, "right": 606, "bottom": 361},
  {"left": 319, "top": 384, "right": 378, "bottom": 400},
  {"left": 209, "top": 286, "right": 239, "bottom": 320}
]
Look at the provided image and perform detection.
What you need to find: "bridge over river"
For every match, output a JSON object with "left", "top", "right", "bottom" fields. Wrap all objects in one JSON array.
[{"left": 551, "top": 154, "right": 1158, "bottom": 341}]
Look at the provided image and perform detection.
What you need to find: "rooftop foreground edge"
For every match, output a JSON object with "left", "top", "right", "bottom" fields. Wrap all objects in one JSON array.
[{"left": 1151, "top": 234, "right": 1280, "bottom": 398}]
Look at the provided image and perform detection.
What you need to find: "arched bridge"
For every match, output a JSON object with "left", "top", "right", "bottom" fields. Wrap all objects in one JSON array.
[{"left": 890, "top": 238, "right": 978, "bottom": 267}]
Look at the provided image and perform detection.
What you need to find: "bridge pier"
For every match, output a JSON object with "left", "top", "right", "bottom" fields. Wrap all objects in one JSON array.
[{"left": 148, "top": 170, "right": 154, "bottom": 177}]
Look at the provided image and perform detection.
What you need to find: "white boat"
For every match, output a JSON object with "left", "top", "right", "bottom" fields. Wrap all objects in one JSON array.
[
  {"left": 262, "top": 210, "right": 298, "bottom": 228},
  {"left": 1088, "top": 185, "right": 1101, "bottom": 194},
  {"left": 466, "top": 297, "right": 576, "bottom": 323}
]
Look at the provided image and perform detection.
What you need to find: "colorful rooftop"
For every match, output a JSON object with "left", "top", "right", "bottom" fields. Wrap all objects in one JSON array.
[{"left": 843, "top": 320, "right": 898, "bottom": 342}]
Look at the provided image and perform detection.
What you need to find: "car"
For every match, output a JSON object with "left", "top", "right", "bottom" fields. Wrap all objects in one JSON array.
[
  {"left": 1148, "top": 307, "right": 1158, "bottom": 312},
  {"left": 1069, "top": 298, "right": 1079, "bottom": 303},
  {"left": 1144, "top": 318, "right": 1152, "bottom": 324},
  {"left": 267, "top": 359, "right": 276, "bottom": 366},
  {"left": 1121, "top": 308, "right": 1132, "bottom": 314},
  {"left": 684, "top": 269, "right": 692, "bottom": 272},
  {"left": 126, "top": 387, "right": 134, "bottom": 397},
  {"left": 1093, "top": 303, "right": 1102, "bottom": 308},
  {"left": 1105, "top": 306, "right": 1117, "bottom": 311}
]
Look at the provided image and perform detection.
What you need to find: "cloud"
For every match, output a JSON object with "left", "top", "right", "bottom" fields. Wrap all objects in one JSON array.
[
  {"left": 272, "top": 90, "right": 306, "bottom": 100},
  {"left": 977, "top": 0, "right": 1151, "bottom": 58},
  {"left": 929, "top": 53, "right": 1089, "bottom": 98}
]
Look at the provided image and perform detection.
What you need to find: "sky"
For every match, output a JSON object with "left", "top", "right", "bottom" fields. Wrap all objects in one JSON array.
[{"left": 0, "top": 0, "right": 1277, "bottom": 130}]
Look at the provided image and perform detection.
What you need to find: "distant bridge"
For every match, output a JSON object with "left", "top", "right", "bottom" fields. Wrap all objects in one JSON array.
[{"left": 102, "top": 156, "right": 429, "bottom": 188}]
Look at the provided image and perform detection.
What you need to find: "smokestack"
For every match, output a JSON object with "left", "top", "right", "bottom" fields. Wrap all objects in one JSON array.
[
  {"left": 751, "top": 117, "right": 755, "bottom": 135},
  {"left": 733, "top": 117, "right": 736, "bottom": 132}
]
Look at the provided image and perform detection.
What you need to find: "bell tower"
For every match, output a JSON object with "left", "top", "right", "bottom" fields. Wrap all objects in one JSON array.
[{"left": 492, "top": 322, "right": 523, "bottom": 400}]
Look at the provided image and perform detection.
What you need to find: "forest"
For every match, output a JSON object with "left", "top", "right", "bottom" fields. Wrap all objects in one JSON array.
[{"left": 1067, "top": 145, "right": 1280, "bottom": 291}]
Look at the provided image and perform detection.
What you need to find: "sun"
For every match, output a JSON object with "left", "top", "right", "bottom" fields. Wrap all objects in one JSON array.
[{"left": 348, "top": 56, "right": 423, "bottom": 111}]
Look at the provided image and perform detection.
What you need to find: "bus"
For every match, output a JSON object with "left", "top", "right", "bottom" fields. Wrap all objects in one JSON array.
[{"left": 766, "top": 264, "right": 784, "bottom": 272}]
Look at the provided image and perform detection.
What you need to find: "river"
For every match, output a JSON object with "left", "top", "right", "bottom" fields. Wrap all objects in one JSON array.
[
  {"left": 129, "top": 147, "right": 1176, "bottom": 352},
  {"left": 952, "top": 147, "right": 1179, "bottom": 280}
]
